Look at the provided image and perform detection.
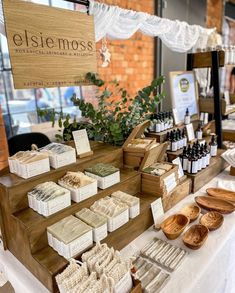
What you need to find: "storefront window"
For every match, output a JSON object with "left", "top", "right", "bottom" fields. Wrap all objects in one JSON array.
[{"left": 0, "top": 1, "right": 82, "bottom": 139}]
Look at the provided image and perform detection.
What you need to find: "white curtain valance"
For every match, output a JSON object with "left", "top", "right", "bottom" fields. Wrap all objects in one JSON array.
[{"left": 89, "top": 0, "right": 215, "bottom": 52}]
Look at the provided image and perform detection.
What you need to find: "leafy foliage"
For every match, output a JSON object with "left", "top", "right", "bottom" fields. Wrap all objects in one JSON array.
[{"left": 38, "top": 72, "right": 165, "bottom": 146}]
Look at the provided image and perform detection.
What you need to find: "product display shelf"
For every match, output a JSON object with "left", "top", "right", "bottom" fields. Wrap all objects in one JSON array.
[
  {"left": 0, "top": 142, "right": 157, "bottom": 293},
  {"left": 146, "top": 125, "right": 184, "bottom": 143},
  {"left": 185, "top": 149, "right": 228, "bottom": 193}
]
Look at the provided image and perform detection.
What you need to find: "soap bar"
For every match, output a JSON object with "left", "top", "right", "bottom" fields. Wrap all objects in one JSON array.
[
  {"left": 111, "top": 191, "right": 139, "bottom": 206},
  {"left": 75, "top": 208, "right": 107, "bottom": 228},
  {"left": 59, "top": 171, "right": 95, "bottom": 189},
  {"left": 85, "top": 163, "right": 119, "bottom": 177}
]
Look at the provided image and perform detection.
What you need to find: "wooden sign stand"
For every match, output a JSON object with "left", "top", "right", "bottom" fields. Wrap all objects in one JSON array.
[{"left": 78, "top": 150, "right": 93, "bottom": 158}]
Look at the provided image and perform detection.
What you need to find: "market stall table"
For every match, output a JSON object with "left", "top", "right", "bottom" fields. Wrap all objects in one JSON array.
[
  {"left": 121, "top": 167, "right": 235, "bottom": 293},
  {"left": 0, "top": 168, "right": 234, "bottom": 293}
]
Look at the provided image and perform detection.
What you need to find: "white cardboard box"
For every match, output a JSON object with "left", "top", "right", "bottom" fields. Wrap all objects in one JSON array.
[
  {"left": 48, "top": 149, "right": 76, "bottom": 169},
  {"left": 85, "top": 171, "right": 120, "bottom": 189},
  {"left": 93, "top": 223, "right": 108, "bottom": 242},
  {"left": 107, "top": 209, "right": 129, "bottom": 232},
  {"left": 129, "top": 203, "right": 140, "bottom": 219},
  {"left": 58, "top": 179, "right": 98, "bottom": 203}
]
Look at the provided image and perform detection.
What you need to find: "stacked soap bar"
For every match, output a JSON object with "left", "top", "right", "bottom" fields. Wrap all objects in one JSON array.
[
  {"left": 75, "top": 208, "right": 107, "bottom": 242},
  {"left": 58, "top": 171, "right": 98, "bottom": 202},
  {"left": 133, "top": 256, "right": 170, "bottom": 293},
  {"left": 85, "top": 163, "right": 120, "bottom": 189},
  {"left": 143, "top": 163, "right": 173, "bottom": 176},
  {"left": 56, "top": 243, "right": 132, "bottom": 293},
  {"left": 127, "top": 138, "right": 153, "bottom": 149},
  {"left": 90, "top": 196, "right": 129, "bottom": 232},
  {"left": 40, "top": 143, "right": 76, "bottom": 169},
  {"left": 111, "top": 191, "right": 140, "bottom": 218},
  {"left": 140, "top": 237, "right": 187, "bottom": 272},
  {"left": 8, "top": 151, "right": 50, "bottom": 179},
  {"left": 28, "top": 181, "right": 71, "bottom": 217},
  {"left": 47, "top": 215, "right": 93, "bottom": 258}
]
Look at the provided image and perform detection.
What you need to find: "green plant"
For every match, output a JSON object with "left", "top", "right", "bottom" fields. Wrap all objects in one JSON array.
[{"left": 38, "top": 72, "right": 166, "bottom": 146}]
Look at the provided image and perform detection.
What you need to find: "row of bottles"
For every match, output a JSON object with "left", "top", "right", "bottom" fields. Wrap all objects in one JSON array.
[
  {"left": 166, "top": 129, "right": 187, "bottom": 151},
  {"left": 180, "top": 136, "right": 217, "bottom": 174},
  {"left": 150, "top": 112, "right": 174, "bottom": 133}
]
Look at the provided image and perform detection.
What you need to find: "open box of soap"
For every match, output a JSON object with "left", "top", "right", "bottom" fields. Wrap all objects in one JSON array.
[
  {"left": 84, "top": 163, "right": 120, "bottom": 189},
  {"left": 58, "top": 171, "right": 98, "bottom": 202},
  {"left": 140, "top": 142, "right": 179, "bottom": 197},
  {"left": 123, "top": 121, "right": 159, "bottom": 169}
]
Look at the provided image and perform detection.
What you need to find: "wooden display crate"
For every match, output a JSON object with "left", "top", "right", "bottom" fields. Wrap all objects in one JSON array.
[
  {"left": 140, "top": 143, "right": 179, "bottom": 197},
  {"left": 123, "top": 121, "right": 158, "bottom": 169},
  {"left": 186, "top": 149, "right": 228, "bottom": 193},
  {"left": 162, "top": 176, "right": 192, "bottom": 212}
]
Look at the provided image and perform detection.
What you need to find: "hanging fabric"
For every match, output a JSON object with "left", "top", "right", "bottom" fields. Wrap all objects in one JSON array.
[{"left": 89, "top": 0, "right": 215, "bottom": 52}]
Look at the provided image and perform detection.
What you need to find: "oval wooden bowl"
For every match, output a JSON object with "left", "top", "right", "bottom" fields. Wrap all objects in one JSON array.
[
  {"left": 183, "top": 224, "right": 209, "bottom": 250},
  {"left": 200, "top": 211, "right": 224, "bottom": 231},
  {"left": 161, "top": 214, "right": 189, "bottom": 240},
  {"left": 180, "top": 204, "right": 201, "bottom": 222},
  {"left": 195, "top": 196, "right": 235, "bottom": 214},
  {"left": 206, "top": 188, "right": 235, "bottom": 203}
]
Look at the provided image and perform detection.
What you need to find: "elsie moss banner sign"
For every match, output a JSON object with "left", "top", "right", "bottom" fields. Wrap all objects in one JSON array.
[{"left": 2, "top": 0, "right": 97, "bottom": 89}]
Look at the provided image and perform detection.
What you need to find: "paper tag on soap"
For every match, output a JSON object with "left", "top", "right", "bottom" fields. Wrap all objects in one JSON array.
[
  {"left": 151, "top": 198, "right": 164, "bottom": 227},
  {"left": 172, "top": 157, "right": 184, "bottom": 178},
  {"left": 72, "top": 129, "right": 91, "bottom": 155}
]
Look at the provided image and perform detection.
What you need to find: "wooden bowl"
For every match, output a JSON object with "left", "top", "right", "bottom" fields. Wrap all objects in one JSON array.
[
  {"left": 161, "top": 214, "right": 189, "bottom": 240},
  {"left": 183, "top": 224, "right": 209, "bottom": 250},
  {"left": 180, "top": 204, "right": 201, "bottom": 222},
  {"left": 200, "top": 211, "right": 224, "bottom": 231},
  {"left": 195, "top": 196, "right": 235, "bottom": 214},
  {"left": 206, "top": 188, "right": 235, "bottom": 203}
]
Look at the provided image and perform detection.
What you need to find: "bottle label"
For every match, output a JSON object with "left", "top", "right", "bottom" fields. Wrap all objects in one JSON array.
[
  {"left": 183, "top": 137, "right": 187, "bottom": 147},
  {"left": 183, "top": 158, "right": 188, "bottom": 171},
  {"left": 192, "top": 161, "right": 198, "bottom": 173},
  {"left": 184, "top": 116, "right": 190, "bottom": 125},
  {"left": 177, "top": 140, "right": 181, "bottom": 150},
  {"left": 171, "top": 142, "right": 177, "bottom": 152},
  {"left": 198, "top": 158, "right": 202, "bottom": 171},
  {"left": 202, "top": 156, "right": 207, "bottom": 168},
  {"left": 206, "top": 153, "right": 210, "bottom": 165},
  {"left": 187, "top": 161, "right": 191, "bottom": 173},
  {"left": 210, "top": 145, "right": 217, "bottom": 157},
  {"left": 196, "top": 131, "right": 202, "bottom": 139},
  {"left": 155, "top": 124, "right": 161, "bottom": 133},
  {"left": 161, "top": 122, "right": 164, "bottom": 131}
]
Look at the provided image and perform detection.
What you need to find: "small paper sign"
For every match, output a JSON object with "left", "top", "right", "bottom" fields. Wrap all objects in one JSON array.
[
  {"left": 72, "top": 129, "right": 91, "bottom": 156},
  {"left": 224, "top": 91, "right": 230, "bottom": 105},
  {"left": 172, "top": 157, "right": 184, "bottom": 178},
  {"left": 151, "top": 198, "right": 164, "bottom": 226},
  {"left": 186, "top": 123, "right": 195, "bottom": 142},
  {"left": 163, "top": 173, "right": 177, "bottom": 193},
  {"left": 172, "top": 108, "right": 181, "bottom": 125}
]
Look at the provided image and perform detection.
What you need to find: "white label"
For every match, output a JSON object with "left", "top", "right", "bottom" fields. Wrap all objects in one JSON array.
[
  {"left": 204, "top": 113, "right": 209, "bottom": 125},
  {"left": 172, "top": 157, "right": 184, "bottom": 178},
  {"left": 191, "top": 161, "right": 198, "bottom": 174},
  {"left": 206, "top": 153, "right": 210, "bottom": 165},
  {"left": 187, "top": 161, "right": 191, "bottom": 173},
  {"left": 177, "top": 140, "right": 181, "bottom": 150},
  {"left": 72, "top": 129, "right": 91, "bottom": 156},
  {"left": 171, "top": 141, "right": 178, "bottom": 152},
  {"left": 183, "top": 158, "right": 188, "bottom": 171},
  {"left": 210, "top": 145, "right": 217, "bottom": 157},
  {"left": 184, "top": 115, "right": 190, "bottom": 125},
  {"left": 163, "top": 173, "right": 177, "bottom": 193},
  {"left": 186, "top": 123, "right": 195, "bottom": 142},
  {"left": 151, "top": 198, "right": 164, "bottom": 226},
  {"left": 224, "top": 90, "right": 230, "bottom": 105},
  {"left": 196, "top": 131, "right": 202, "bottom": 139},
  {"left": 155, "top": 123, "right": 161, "bottom": 133},
  {"left": 197, "top": 158, "right": 202, "bottom": 171},
  {"left": 202, "top": 156, "right": 207, "bottom": 169},
  {"left": 183, "top": 137, "right": 187, "bottom": 147}
]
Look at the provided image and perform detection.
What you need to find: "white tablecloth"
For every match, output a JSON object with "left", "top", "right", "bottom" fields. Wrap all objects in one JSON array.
[
  {"left": 121, "top": 168, "right": 235, "bottom": 293},
  {"left": 0, "top": 169, "right": 234, "bottom": 293}
]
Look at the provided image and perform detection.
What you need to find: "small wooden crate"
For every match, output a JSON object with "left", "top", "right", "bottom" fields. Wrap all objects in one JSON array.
[
  {"left": 162, "top": 176, "right": 192, "bottom": 212},
  {"left": 123, "top": 121, "right": 158, "bottom": 169},
  {"left": 140, "top": 143, "right": 179, "bottom": 197}
]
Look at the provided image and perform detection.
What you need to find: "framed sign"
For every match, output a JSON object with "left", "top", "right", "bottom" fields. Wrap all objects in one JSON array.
[
  {"left": 169, "top": 71, "right": 199, "bottom": 123},
  {"left": 2, "top": 0, "right": 97, "bottom": 89}
]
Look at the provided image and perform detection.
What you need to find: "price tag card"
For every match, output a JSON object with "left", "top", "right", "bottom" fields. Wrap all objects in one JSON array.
[
  {"left": 186, "top": 123, "right": 195, "bottom": 142},
  {"left": 151, "top": 198, "right": 164, "bottom": 227},
  {"left": 172, "top": 157, "right": 184, "bottom": 178},
  {"left": 72, "top": 129, "right": 91, "bottom": 156},
  {"left": 163, "top": 173, "right": 177, "bottom": 193},
  {"left": 172, "top": 108, "right": 181, "bottom": 125}
]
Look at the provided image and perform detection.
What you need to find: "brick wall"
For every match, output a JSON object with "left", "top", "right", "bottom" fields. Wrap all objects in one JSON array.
[
  {"left": 0, "top": 106, "right": 9, "bottom": 171},
  {"left": 206, "top": 0, "right": 224, "bottom": 33},
  {"left": 80, "top": 0, "right": 155, "bottom": 104}
]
